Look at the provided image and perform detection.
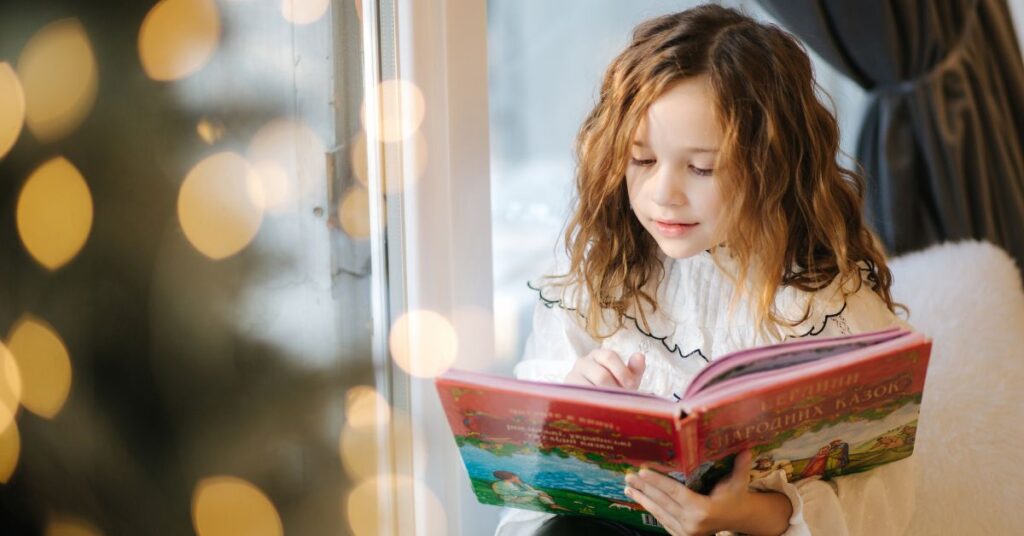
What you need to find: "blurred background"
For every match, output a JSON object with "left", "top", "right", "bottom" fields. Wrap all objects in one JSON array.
[
  {"left": 0, "top": 0, "right": 375, "bottom": 534},
  {"left": 1, "top": 0, "right": 1022, "bottom": 534}
]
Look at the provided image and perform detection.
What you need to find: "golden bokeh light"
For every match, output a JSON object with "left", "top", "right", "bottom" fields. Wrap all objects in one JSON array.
[
  {"left": 0, "top": 421, "right": 19, "bottom": 484},
  {"left": 43, "top": 514, "right": 103, "bottom": 536},
  {"left": 361, "top": 79, "right": 426, "bottom": 143},
  {"left": 281, "top": 0, "right": 330, "bottom": 25},
  {"left": 388, "top": 310, "right": 457, "bottom": 378},
  {"left": 350, "top": 130, "right": 428, "bottom": 194},
  {"left": 346, "top": 475, "right": 446, "bottom": 536},
  {"left": 339, "top": 386, "right": 393, "bottom": 483},
  {"left": 350, "top": 132, "right": 368, "bottom": 188},
  {"left": 17, "top": 18, "right": 98, "bottom": 142},
  {"left": 6, "top": 315, "right": 71, "bottom": 419},
  {"left": 197, "top": 117, "right": 225, "bottom": 145},
  {"left": 247, "top": 117, "right": 326, "bottom": 213},
  {"left": 16, "top": 157, "right": 93, "bottom": 271},
  {"left": 192, "top": 476, "right": 283, "bottom": 536},
  {"left": 339, "top": 417, "right": 381, "bottom": 483},
  {"left": 0, "top": 343, "right": 23, "bottom": 434},
  {"left": 340, "top": 408, "right": 425, "bottom": 485},
  {"left": 345, "top": 385, "right": 389, "bottom": 429},
  {"left": 139, "top": 0, "right": 222, "bottom": 81},
  {"left": 338, "top": 186, "right": 370, "bottom": 239},
  {"left": 178, "top": 152, "right": 264, "bottom": 260},
  {"left": 246, "top": 162, "right": 290, "bottom": 212},
  {"left": 0, "top": 62, "right": 25, "bottom": 160}
]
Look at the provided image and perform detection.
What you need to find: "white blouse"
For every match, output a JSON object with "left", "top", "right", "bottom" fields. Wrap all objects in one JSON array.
[{"left": 496, "top": 249, "right": 917, "bottom": 536}]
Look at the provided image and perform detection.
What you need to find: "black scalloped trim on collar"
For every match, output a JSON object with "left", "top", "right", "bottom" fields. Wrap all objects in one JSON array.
[
  {"left": 786, "top": 300, "right": 848, "bottom": 339},
  {"left": 527, "top": 281, "right": 710, "bottom": 363}
]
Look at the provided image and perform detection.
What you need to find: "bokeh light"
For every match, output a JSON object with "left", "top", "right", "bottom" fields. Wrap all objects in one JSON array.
[
  {"left": 350, "top": 131, "right": 428, "bottom": 194},
  {"left": 0, "top": 62, "right": 25, "bottom": 160},
  {"left": 247, "top": 117, "right": 326, "bottom": 213},
  {"left": 0, "top": 343, "right": 23, "bottom": 433},
  {"left": 340, "top": 386, "right": 391, "bottom": 482},
  {"left": 338, "top": 186, "right": 371, "bottom": 239},
  {"left": 178, "top": 152, "right": 264, "bottom": 260},
  {"left": 0, "top": 421, "right": 19, "bottom": 484},
  {"left": 16, "top": 157, "right": 94, "bottom": 271},
  {"left": 18, "top": 18, "right": 98, "bottom": 142},
  {"left": 43, "top": 514, "right": 103, "bottom": 536},
  {"left": 246, "top": 162, "right": 290, "bottom": 212},
  {"left": 281, "top": 0, "right": 330, "bottom": 25},
  {"left": 388, "top": 310, "right": 457, "bottom": 378},
  {"left": 340, "top": 418, "right": 382, "bottom": 483},
  {"left": 192, "top": 476, "right": 283, "bottom": 536},
  {"left": 345, "top": 385, "right": 389, "bottom": 429},
  {"left": 361, "top": 79, "right": 425, "bottom": 143},
  {"left": 6, "top": 315, "right": 72, "bottom": 420},
  {"left": 197, "top": 117, "right": 225, "bottom": 145},
  {"left": 139, "top": 0, "right": 222, "bottom": 81},
  {"left": 346, "top": 474, "right": 446, "bottom": 536},
  {"left": 350, "top": 132, "right": 368, "bottom": 188}
]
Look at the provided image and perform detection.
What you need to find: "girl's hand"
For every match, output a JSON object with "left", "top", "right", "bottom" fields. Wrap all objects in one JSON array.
[
  {"left": 564, "top": 350, "right": 646, "bottom": 390},
  {"left": 624, "top": 450, "right": 793, "bottom": 536}
]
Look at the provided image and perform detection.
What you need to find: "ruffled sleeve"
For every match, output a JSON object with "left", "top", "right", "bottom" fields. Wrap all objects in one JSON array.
[{"left": 748, "top": 455, "right": 916, "bottom": 536}]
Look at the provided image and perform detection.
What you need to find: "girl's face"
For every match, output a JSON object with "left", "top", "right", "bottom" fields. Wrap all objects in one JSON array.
[{"left": 625, "top": 76, "right": 724, "bottom": 259}]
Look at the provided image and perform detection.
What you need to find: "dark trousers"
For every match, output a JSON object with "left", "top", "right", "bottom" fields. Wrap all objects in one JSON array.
[{"left": 534, "top": 516, "right": 665, "bottom": 536}]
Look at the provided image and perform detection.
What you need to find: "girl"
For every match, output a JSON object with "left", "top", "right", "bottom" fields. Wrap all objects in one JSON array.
[{"left": 496, "top": 5, "right": 916, "bottom": 536}]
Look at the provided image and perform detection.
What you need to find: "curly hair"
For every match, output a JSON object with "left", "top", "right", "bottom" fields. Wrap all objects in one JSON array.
[{"left": 552, "top": 4, "right": 899, "bottom": 339}]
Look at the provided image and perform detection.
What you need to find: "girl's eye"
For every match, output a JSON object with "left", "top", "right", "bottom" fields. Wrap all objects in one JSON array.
[
  {"left": 690, "top": 165, "right": 713, "bottom": 177},
  {"left": 631, "top": 158, "right": 656, "bottom": 167}
]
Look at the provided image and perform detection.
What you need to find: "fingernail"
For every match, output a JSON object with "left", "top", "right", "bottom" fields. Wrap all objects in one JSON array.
[{"left": 624, "top": 487, "right": 633, "bottom": 497}]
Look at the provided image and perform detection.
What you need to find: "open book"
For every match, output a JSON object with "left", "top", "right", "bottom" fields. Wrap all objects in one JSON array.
[{"left": 435, "top": 327, "right": 931, "bottom": 532}]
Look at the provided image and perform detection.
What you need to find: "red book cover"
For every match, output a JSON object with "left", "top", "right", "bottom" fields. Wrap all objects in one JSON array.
[{"left": 435, "top": 328, "right": 931, "bottom": 532}]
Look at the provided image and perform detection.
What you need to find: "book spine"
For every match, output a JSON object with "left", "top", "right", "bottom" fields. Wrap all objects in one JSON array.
[{"left": 676, "top": 415, "right": 699, "bottom": 474}]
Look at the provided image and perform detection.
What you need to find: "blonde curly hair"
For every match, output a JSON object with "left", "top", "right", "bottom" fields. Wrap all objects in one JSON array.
[{"left": 552, "top": 5, "right": 898, "bottom": 339}]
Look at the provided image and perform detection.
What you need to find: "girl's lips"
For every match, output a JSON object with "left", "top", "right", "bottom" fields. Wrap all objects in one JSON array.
[{"left": 654, "top": 220, "right": 698, "bottom": 237}]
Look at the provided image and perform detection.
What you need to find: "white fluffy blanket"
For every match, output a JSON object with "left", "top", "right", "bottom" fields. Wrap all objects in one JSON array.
[{"left": 889, "top": 241, "right": 1024, "bottom": 534}]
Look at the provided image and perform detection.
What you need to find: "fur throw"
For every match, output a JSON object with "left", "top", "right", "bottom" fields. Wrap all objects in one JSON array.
[{"left": 889, "top": 241, "right": 1024, "bottom": 534}]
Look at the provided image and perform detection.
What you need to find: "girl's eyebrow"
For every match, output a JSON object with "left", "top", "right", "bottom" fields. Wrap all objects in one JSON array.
[{"left": 631, "top": 140, "right": 719, "bottom": 154}]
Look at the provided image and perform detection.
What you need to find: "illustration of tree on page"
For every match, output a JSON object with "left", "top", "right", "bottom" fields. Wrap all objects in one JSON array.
[{"left": 435, "top": 327, "right": 931, "bottom": 532}]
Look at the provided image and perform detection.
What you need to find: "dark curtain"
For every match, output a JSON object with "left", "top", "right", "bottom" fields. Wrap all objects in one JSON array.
[{"left": 757, "top": 0, "right": 1024, "bottom": 269}]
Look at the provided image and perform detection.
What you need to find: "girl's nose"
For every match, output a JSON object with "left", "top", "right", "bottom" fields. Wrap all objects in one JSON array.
[{"left": 651, "top": 168, "right": 686, "bottom": 207}]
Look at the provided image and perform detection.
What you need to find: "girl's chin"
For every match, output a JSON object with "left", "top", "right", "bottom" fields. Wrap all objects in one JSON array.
[{"left": 656, "top": 243, "right": 710, "bottom": 260}]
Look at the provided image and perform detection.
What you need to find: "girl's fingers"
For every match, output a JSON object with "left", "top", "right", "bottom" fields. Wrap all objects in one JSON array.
[
  {"left": 593, "top": 351, "right": 636, "bottom": 388},
  {"left": 626, "top": 473, "right": 679, "bottom": 512},
  {"left": 581, "top": 361, "right": 617, "bottom": 387},
  {"left": 627, "top": 352, "right": 647, "bottom": 376},
  {"left": 635, "top": 469, "right": 705, "bottom": 506},
  {"left": 723, "top": 450, "right": 754, "bottom": 490},
  {"left": 624, "top": 486, "right": 680, "bottom": 535}
]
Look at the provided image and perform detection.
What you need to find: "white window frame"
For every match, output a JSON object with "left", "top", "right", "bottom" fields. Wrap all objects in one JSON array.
[{"left": 362, "top": 0, "right": 495, "bottom": 534}]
